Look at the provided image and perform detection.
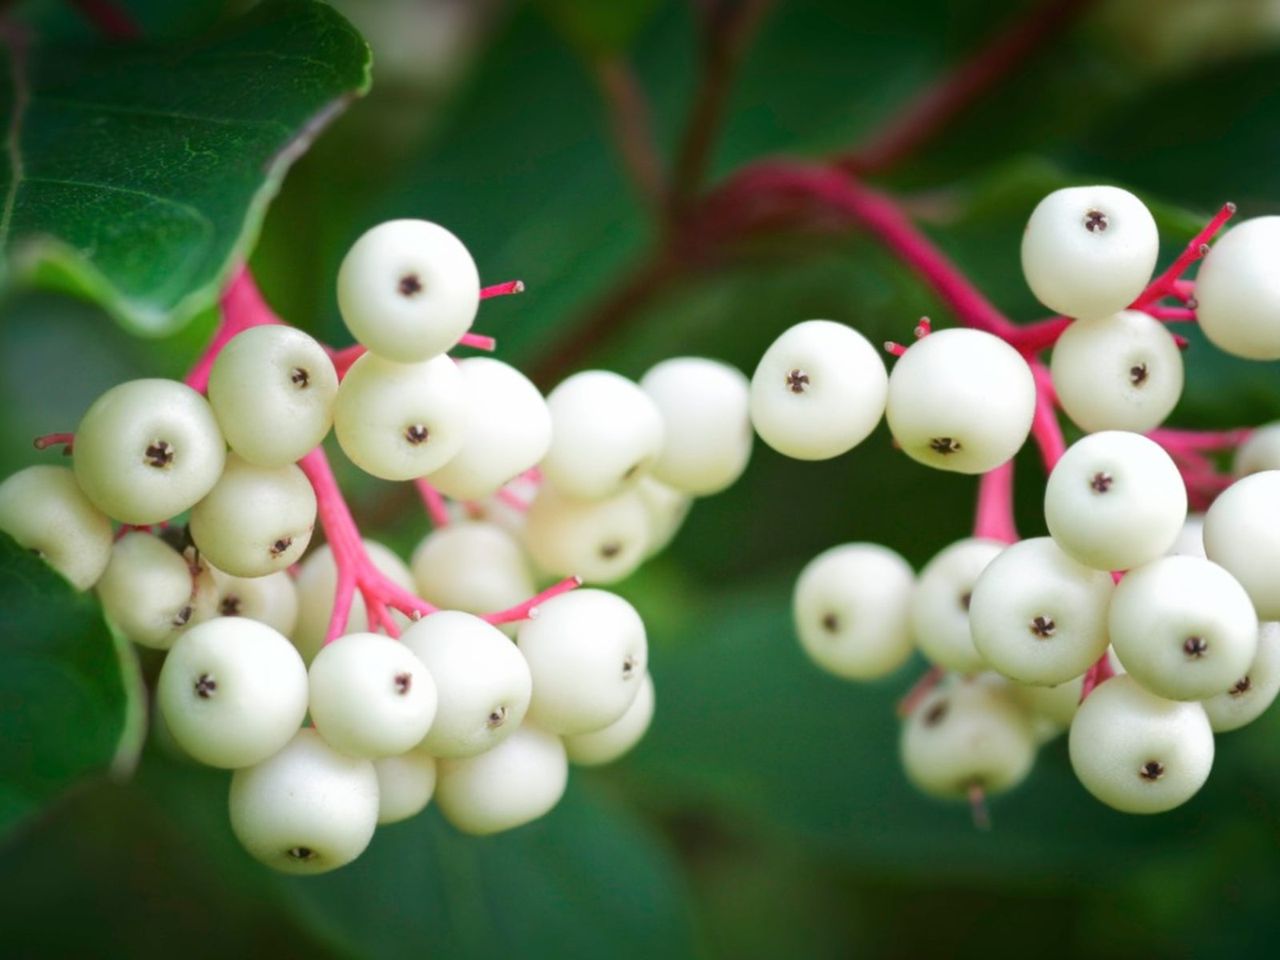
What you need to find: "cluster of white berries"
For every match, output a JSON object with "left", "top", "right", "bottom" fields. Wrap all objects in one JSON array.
[
  {"left": 0, "top": 219, "right": 754, "bottom": 873},
  {"left": 763, "top": 185, "right": 1280, "bottom": 817}
]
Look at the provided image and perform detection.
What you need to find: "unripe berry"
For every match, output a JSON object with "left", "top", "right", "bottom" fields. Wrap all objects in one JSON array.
[
  {"left": 424, "top": 358, "right": 551, "bottom": 500},
  {"left": 400, "top": 611, "right": 532, "bottom": 758},
  {"left": 885, "top": 328, "right": 1035, "bottom": 474},
  {"left": 517, "top": 589, "right": 647, "bottom": 735},
  {"left": 1021, "top": 186, "right": 1159, "bottom": 320},
  {"left": 749, "top": 320, "right": 887, "bottom": 461},
  {"left": 188, "top": 454, "right": 316, "bottom": 578},
  {"left": 1194, "top": 216, "right": 1280, "bottom": 360},
  {"left": 209, "top": 567, "right": 299, "bottom": 636},
  {"left": 1050, "top": 310, "right": 1183, "bottom": 434},
  {"left": 308, "top": 633, "right": 439, "bottom": 759},
  {"left": 1044, "top": 431, "right": 1186, "bottom": 571},
  {"left": 969, "top": 537, "right": 1114, "bottom": 687},
  {"left": 1203, "top": 471, "right": 1280, "bottom": 619},
  {"left": 1109, "top": 555, "right": 1257, "bottom": 701},
  {"left": 0, "top": 465, "right": 113, "bottom": 589},
  {"left": 1233, "top": 422, "right": 1280, "bottom": 476},
  {"left": 523, "top": 484, "right": 650, "bottom": 585},
  {"left": 373, "top": 748, "right": 437, "bottom": 824},
  {"left": 541, "top": 371, "right": 664, "bottom": 500},
  {"left": 1068, "top": 674, "right": 1213, "bottom": 814},
  {"left": 207, "top": 325, "right": 338, "bottom": 467},
  {"left": 73, "top": 378, "right": 225, "bottom": 524},
  {"left": 96, "top": 531, "right": 217, "bottom": 649},
  {"left": 793, "top": 543, "right": 914, "bottom": 680},
  {"left": 435, "top": 724, "right": 568, "bottom": 835},
  {"left": 640, "top": 357, "right": 753, "bottom": 495},
  {"left": 411, "top": 522, "right": 535, "bottom": 617},
  {"left": 229, "top": 728, "right": 378, "bottom": 874},
  {"left": 1202, "top": 622, "right": 1280, "bottom": 733},
  {"left": 158, "top": 617, "right": 309, "bottom": 768},
  {"left": 900, "top": 679, "right": 1036, "bottom": 800},
  {"left": 337, "top": 219, "right": 480, "bottom": 363},
  {"left": 333, "top": 352, "right": 468, "bottom": 481},
  {"left": 909, "top": 538, "right": 1003, "bottom": 673},
  {"left": 563, "top": 672, "right": 655, "bottom": 766}
]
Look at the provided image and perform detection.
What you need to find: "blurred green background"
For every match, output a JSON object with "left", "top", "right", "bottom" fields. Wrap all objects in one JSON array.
[{"left": 5, "top": 0, "right": 1280, "bottom": 956}]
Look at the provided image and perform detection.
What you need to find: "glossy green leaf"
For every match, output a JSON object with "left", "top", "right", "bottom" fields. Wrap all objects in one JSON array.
[{"left": 0, "top": 0, "right": 371, "bottom": 335}]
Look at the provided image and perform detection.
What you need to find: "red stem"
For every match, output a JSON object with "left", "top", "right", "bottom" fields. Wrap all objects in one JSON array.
[
  {"left": 897, "top": 665, "right": 946, "bottom": 718},
  {"left": 1079, "top": 651, "right": 1116, "bottom": 702},
  {"left": 482, "top": 576, "right": 583, "bottom": 626},
  {"left": 1133, "top": 203, "right": 1236, "bottom": 308},
  {"left": 480, "top": 280, "right": 525, "bottom": 300},
  {"left": 32, "top": 432, "right": 75, "bottom": 451},
  {"left": 972, "top": 460, "right": 1018, "bottom": 543},
  {"left": 1029, "top": 362, "right": 1066, "bottom": 471},
  {"left": 185, "top": 266, "right": 281, "bottom": 392},
  {"left": 415, "top": 478, "right": 451, "bottom": 528},
  {"left": 1149, "top": 426, "right": 1252, "bottom": 455}
]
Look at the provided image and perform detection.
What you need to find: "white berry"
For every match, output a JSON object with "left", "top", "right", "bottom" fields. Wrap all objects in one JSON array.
[
  {"left": 411, "top": 521, "right": 535, "bottom": 617},
  {"left": 1194, "top": 216, "right": 1280, "bottom": 360},
  {"left": 96, "top": 531, "right": 218, "bottom": 649},
  {"left": 373, "top": 748, "right": 437, "bottom": 824},
  {"left": 1233, "top": 422, "right": 1280, "bottom": 476},
  {"left": 910, "top": 538, "right": 1004, "bottom": 673},
  {"left": 0, "top": 465, "right": 113, "bottom": 590},
  {"left": 563, "top": 672, "right": 655, "bottom": 766},
  {"left": 636, "top": 477, "right": 692, "bottom": 558},
  {"left": 209, "top": 567, "right": 298, "bottom": 636},
  {"left": 1202, "top": 622, "right": 1280, "bottom": 733},
  {"left": 1203, "top": 470, "right": 1280, "bottom": 619},
  {"left": 435, "top": 724, "right": 568, "bottom": 835},
  {"left": 523, "top": 483, "right": 650, "bottom": 584}
]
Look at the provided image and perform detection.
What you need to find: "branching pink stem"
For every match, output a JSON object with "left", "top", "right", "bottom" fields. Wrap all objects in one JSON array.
[
  {"left": 1133, "top": 203, "right": 1235, "bottom": 309},
  {"left": 1150, "top": 426, "right": 1252, "bottom": 455},
  {"left": 185, "top": 266, "right": 281, "bottom": 392},
  {"left": 328, "top": 330, "right": 497, "bottom": 381},
  {"left": 483, "top": 576, "right": 583, "bottom": 626},
  {"left": 1008, "top": 316, "right": 1070, "bottom": 355},
  {"left": 1147, "top": 306, "right": 1197, "bottom": 322},
  {"left": 415, "top": 478, "right": 451, "bottom": 528},
  {"left": 972, "top": 460, "right": 1018, "bottom": 543},
  {"left": 1029, "top": 362, "right": 1066, "bottom": 471},
  {"left": 896, "top": 665, "right": 945, "bottom": 717},
  {"left": 1079, "top": 651, "right": 1116, "bottom": 702}
]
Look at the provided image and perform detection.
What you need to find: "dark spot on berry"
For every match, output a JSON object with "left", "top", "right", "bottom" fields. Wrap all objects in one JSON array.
[
  {"left": 29, "top": 547, "right": 43, "bottom": 559},
  {"left": 621, "top": 461, "right": 644, "bottom": 483},
  {"left": 290, "top": 367, "right": 310, "bottom": 388},
  {"left": 172, "top": 605, "right": 193, "bottom": 628},
  {"left": 287, "top": 846, "right": 316, "bottom": 861},
  {"left": 599, "top": 541, "right": 622, "bottom": 559},
  {"left": 1084, "top": 209, "right": 1109, "bottom": 233},
  {"left": 821, "top": 612, "right": 840, "bottom": 633},
  {"left": 194, "top": 673, "right": 216, "bottom": 698},
  {"left": 929, "top": 437, "right": 961, "bottom": 456},
  {"left": 487, "top": 705, "right": 508, "bottom": 728},
  {"left": 394, "top": 672, "right": 412, "bottom": 695},
  {"left": 1029, "top": 615, "right": 1056, "bottom": 638},
  {"left": 622, "top": 654, "right": 639, "bottom": 677},
  {"left": 785, "top": 369, "right": 810, "bottom": 394},
  {"left": 1230, "top": 676, "right": 1252, "bottom": 697},
  {"left": 405, "top": 424, "right": 429, "bottom": 445},
  {"left": 923, "top": 699, "right": 949, "bottom": 727},
  {"left": 269, "top": 537, "right": 293, "bottom": 557},
  {"left": 398, "top": 273, "right": 423, "bottom": 297},
  {"left": 959, "top": 591, "right": 972, "bottom": 612},
  {"left": 1129, "top": 363, "right": 1148, "bottom": 387},
  {"left": 1139, "top": 761, "right": 1165, "bottom": 781},
  {"left": 219, "top": 594, "right": 241, "bottom": 617},
  {"left": 1090, "top": 471, "right": 1114, "bottom": 493},
  {"left": 1183, "top": 635, "right": 1209, "bottom": 658},
  {"left": 145, "top": 440, "right": 174, "bottom": 468}
]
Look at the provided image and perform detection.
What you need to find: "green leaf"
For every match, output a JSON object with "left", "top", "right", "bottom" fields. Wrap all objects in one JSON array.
[
  {"left": 0, "top": 531, "right": 144, "bottom": 836},
  {"left": 0, "top": 0, "right": 371, "bottom": 335},
  {"left": 536, "top": 0, "right": 662, "bottom": 56}
]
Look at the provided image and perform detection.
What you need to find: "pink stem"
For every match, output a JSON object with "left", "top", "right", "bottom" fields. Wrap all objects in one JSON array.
[
  {"left": 1008, "top": 316, "right": 1070, "bottom": 355},
  {"left": 185, "top": 266, "right": 281, "bottom": 393},
  {"left": 482, "top": 576, "right": 583, "bottom": 626},
  {"left": 480, "top": 280, "right": 525, "bottom": 300},
  {"left": 1029, "top": 362, "right": 1066, "bottom": 471},
  {"left": 494, "top": 486, "right": 530, "bottom": 512},
  {"left": 968, "top": 783, "right": 992, "bottom": 832},
  {"left": 415, "top": 478, "right": 452, "bottom": 528},
  {"left": 32, "top": 432, "right": 75, "bottom": 452},
  {"left": 1149, "top": 426, "right": 1252, "bottom": 455},
  {"left": 896, "top": 665, "right": 946, "bottom": 718},
  {"left": 328, "top": 332, "right": 497, "bottom": 381},
  {"left": 1132, "top": 202, "right": 1236, "bottom": 308},
  {"left": 972, "top": 460, "right": 1018, "bottom": 543},
  {"left": 458, "top": 331, "right": 498, "bottom": 351},
  {"left": 1079, "top": 651, "right": 1116, "bottom": 702},
  {"left": 1147, "top": 306, "right": 1197, "bottom": 322}
]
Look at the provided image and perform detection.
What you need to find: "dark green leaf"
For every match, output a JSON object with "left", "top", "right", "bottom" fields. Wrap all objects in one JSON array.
[
  {"left": 0, "top": 531, "right": 144, "bottom": 836},
  {"left": 0, "top": 0, "right": 371, "bottom": 335}
]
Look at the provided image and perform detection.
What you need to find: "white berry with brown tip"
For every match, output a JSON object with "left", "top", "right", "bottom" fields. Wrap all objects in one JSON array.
[
  {"left": 0, "top": 465, "right": 113, "bottom": 590},
  {"left": 910, "top": 537, "right": 1004, "bottom": 673},
  {"left": 1202, "top": 622, "right": 1280, "bottom": 733},
  {"left": 1194, "top": 216, "right": 1280, "bottom": 360},
  {"left": 435, "top": 724, "right": 568, "bottom": 835},
  {"left": 96, "top": 531, "right": 218, "bottom": 650}
]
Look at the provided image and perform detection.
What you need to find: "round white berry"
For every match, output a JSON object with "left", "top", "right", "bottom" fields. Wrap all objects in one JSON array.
[
  {"left": 563, "top": 672, "right": 655, "bottom": 766},
  {"left": 309, "top": 632, "right": 438, "bottom": 759},
  {"left": 73, "top": 379, "right": 225, "bottom": 524},
  {"left": 1109, "top": 555, "right": 1258, "bottom": 701},
  {"left": 640, "top": 357, "right": 752, "bottom": 495},
  {"left": 1194, "top": 216, "right": 1280, "bottom": 360},
  {"left": 1233, "top": 422, "right": 1280, "bottom": 476},
  {"left": 1068, "top": 674, "right": 1213, "bottom": 814},
  {"left": 336, "top": 219, "right": 480, "bottom": 363},
  {"left": 400, "top": 611, "right": 532, "bottom": 758},
  {"left": 910, "top": 538, "right": 1004, "bottom": 673},
  {"left": 900, "top": 679, "right": 1036, "bottom": 800},
  {"left": 1050, "top": 310, "right": 1183, "bottom": 434},
  {"left": 435, "top": 724, "right": 568, "bottom": 835},
  {"left": 188, "top": 454, "right": 316, "bottom": 578},
  {"left": 517, "top": 589, "right": 647, "bottom": 735},
  {"left": 749, "top": 320, "right": 887, "bottom": 461},
  {"left": 411, "top": 521, "right": 535, "bottom": 617},
  {"left": 209, "top": 567, "right": 299, "bottom": 636},
  {"left": 1044, "top": 430, "right": 1186, "bottom": 571},
  {"left": 523, "top": 483, "right": 650, "bottom": 585},
  {"left": 1011, "top": 672, "right": 1087, "bottom": 731},
  {"left": 229, "top": 728, "right": 378, "bottom": 874},
  {"left": 291, "top": 540, "right": 416, "bottom": 664},
  {"left": 158, "top": 617, "right": 309, "bottom": 768},
  {"left": 636, "top": 477, "right": 692, "bottom": 558},
  {"left": 207, "top": 325, "right": 338, "bottom": 467},
  {"left": 333, "top": 352, "right": 468, "bottom": 481},
  {"left": 1203, "top": 470, "right": 1280, "bottom": 619},
  {"left": 96, "top": 531, "right": 218, "bottom": 649},
  {"left": 0, "top": 465, "right": 113, "bottom": 590},
  {"left": 1021, "top": 186, "right": 1159, "bottom": 320},
  {"left": 374, "top": 748, "right": 437, "bottom": 824},
  {"left": 885, "top": 328, "right": 1035, "bottom": 474},
  {"left": 793, "top": 543, "right": 915, "bottom": 680},
  {"left": 541, "top": 371, "right": 664, "bottom": 500},
  {"left": 969, "top": 537, "right": 1114, "bottom": 686},
  {"left": 1202, "top": 622, "right": 1280, "bottom": 733},
  {"left": 424, "top": 358, "right": 551, "bottom": 501}
]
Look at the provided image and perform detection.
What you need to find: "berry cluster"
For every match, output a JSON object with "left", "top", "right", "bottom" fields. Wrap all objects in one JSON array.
[
  {"left": 0, "top": 219, "right": 751, "bottom": 873},
  {"left": 765, "top": 186, "right": 1280, "bottom": 819}
]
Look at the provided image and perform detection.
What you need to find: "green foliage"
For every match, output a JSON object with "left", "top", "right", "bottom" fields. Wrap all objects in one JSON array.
[{"left": 0, "top": 0, "right": 370, "bottom": 335}]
